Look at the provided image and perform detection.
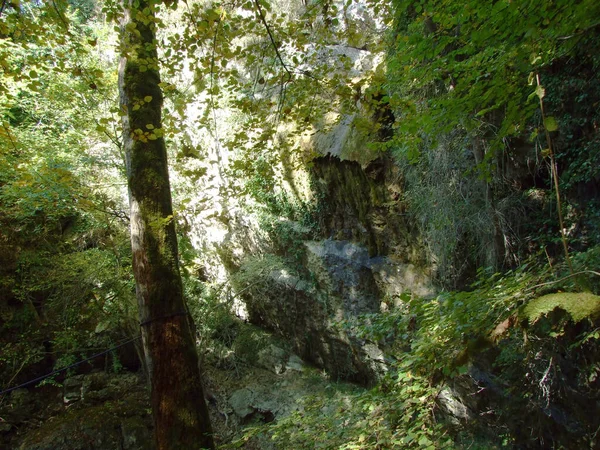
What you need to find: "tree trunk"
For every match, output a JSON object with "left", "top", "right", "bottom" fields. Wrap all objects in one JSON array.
[{"left": 118, "top": 1, "right": 214, "bottom": 448}]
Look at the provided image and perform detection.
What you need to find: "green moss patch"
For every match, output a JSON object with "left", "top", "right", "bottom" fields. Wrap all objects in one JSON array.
[{"left": 524, "top": 292, "right": 600, "bottom": 323}]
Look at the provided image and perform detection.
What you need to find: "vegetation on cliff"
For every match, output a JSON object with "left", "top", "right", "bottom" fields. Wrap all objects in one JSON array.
[{"left": 1, "top": 0, "right": 599, "bottom": 448}]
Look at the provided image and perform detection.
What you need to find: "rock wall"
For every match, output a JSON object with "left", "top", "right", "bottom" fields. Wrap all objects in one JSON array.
[
  {"left": 234, "top": 238, "right": 431, "bottom": 385},
  {"left": 309, "top": 155, "right": 425, "bottom": 261},
  {"left": 221, "top": 151, "right": 433, "bottom": 385}
]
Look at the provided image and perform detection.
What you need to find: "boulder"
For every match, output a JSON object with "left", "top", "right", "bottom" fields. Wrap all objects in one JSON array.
[{"left": 239, "top": 239, "right": 425, "bottom": 385}]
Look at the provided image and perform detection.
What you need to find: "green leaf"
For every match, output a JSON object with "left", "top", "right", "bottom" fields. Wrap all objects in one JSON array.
[
  {"left": 524, "top": 292, "right": 600, "bottom": 323},
  {"left": 535, "top": 85, "right": 545, "bottom": 99},
  {"left": 544, "top": 116, "right": 558, "bottom": 132}
]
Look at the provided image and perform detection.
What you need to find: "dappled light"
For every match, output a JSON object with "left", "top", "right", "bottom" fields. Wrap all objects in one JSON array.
[{"left": 1, "top": 0, "right": 600, "bottom": 448}]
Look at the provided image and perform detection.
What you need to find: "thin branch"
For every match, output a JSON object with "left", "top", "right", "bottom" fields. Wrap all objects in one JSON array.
[
  {"left": 557, "top": 21, "right": 600, "bottom": 40},
  {"left": 275, "top": 72, "right": 291, "bottom": 123},
  {"left": 51, "top": 0, "right": 70, "bottom": 32},
  {"left": 536, "top": 73, "right": 574, "bottom": 276},
  {"left": 0, "top": 359, "right": 28, "bottom": 407},
  {"left": 209, "top": 18, "right": 221, "bottom": 149},
  {"left": 252, "top": 0, "right": 292, "bottom": 82},
  {"left": 538, "top": 356, "right": 553, "bottom": 408},
  {"left": 2, "top": 123, "right": 19, "bottom": 154},
  {"left": 94, "top": 119, "right": 123, "bottom": 150},
  {"left": 525, "top": 270, "right": 600, "bottom": 293}
]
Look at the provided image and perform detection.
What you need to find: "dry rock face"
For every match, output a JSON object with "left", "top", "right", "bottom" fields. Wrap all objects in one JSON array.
[{"left": 239, "top": 261, "right": 380, "bottom": 385}]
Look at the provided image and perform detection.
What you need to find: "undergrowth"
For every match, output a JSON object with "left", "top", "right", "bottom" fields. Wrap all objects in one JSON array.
[{"left": 224, "top": 247, "right": 600, "bottom": 448}]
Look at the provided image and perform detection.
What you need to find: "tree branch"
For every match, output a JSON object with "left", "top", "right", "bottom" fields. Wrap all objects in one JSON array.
[
  {"left": 252, "top": 0, "right": 292, "bottom": 82},
  {"left": 51, "top": 0, "right": 70, "bottom": 32},
  {"left": 525, "top": 270, "right": 600, "bottom": 293}
]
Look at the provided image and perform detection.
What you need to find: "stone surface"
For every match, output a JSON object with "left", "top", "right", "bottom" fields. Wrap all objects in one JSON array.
[
  {"left": 241, "top": 262, "right": 380, "bottom": 384},
  {"left": 228, "top": 388, "right": 256, "bottom": 419},
  {"left": 231, "top": 155, "right": 434, "bottom": 385},
  {"left": 308, "top": 155, "right": 426, "bottom": 260},
  {"left": 257, "top": 344, "right": 288, "bottom": 375},
  {"left": 7, "top": 372, "right": 153, "bottom": 450},
  {"left": 63, "top": 375, "right": 85, "bottom": 404},
  {"left": 227, "top": 378, "right": 309, "bottom": 423},
  {"left": 121, "top": 416, "right": 153, "bottom": 450},
  {"left": 286, "top": 354, "right": 304, "bottom": 372},
  {"left": 239, "top": 238, "right": 427, "bottom": 385},
  {"left": 305, "top": 240, "right": 380, "bottom": 317},
  {"left": 436, "top": 375, "right": 481, "bottom": 425},
  {"left": 368, "top": 257, "right": 435, "bottom": 301}
]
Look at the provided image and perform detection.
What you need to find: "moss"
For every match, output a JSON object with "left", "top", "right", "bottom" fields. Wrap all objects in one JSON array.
[
  {"left": 523, "top": 292, "right": 600, "bottom": 323},
  {"left": 18, "top": 392, "right": 151, "bottom": 450}
]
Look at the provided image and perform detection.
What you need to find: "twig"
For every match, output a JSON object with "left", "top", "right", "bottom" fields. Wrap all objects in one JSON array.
[
  {"left": 538, "top": 356, "right": 553, "bottom": 408},
  {"left": 252, "top": 0, "right": 292, "bottom": 82},
  {"left": 525, "top": 270, "right": 600, "bottom": 292},
  {"left": 543, "top": 247, "right": 553, "bottom": 271},
  {"left": 209, "top": 19, "right": 223, "bottom": 155},
  {"left": 51, "top": 0, "right": 70, "bottom": 32},
  {"left": 0, "top": 359, "right": 27, "bottom": 407},
  {"left": 536, "top": 73, "right": 574, "bottom": 276},
  {"left": 94, "top": 119, "right": 123, "bottom": 149},
  {"left": 557, "top": 21, "right": 600, "bottom": 40},
  {"left": 2, "top": 123, "right": 19, "bottom": 154}
]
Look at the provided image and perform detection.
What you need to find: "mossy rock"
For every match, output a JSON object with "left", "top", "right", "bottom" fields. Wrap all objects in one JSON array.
[
  {"left": 18, "top": 390, "right": 152, "bottom": 450},
  {"left": 523, "top": 292, "right": 600, "bottom": 323}
]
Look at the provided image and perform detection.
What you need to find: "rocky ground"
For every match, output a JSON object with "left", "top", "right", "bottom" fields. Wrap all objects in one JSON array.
[{"left": 0, "top": 342, "right": 359, "bottom": 450}]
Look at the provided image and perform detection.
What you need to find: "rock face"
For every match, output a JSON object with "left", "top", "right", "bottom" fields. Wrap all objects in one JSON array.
[
  {"left": 239, "top": 261, "right": 379, "bottom": 384},
  {"left": 238, "top": 239, "right": 431, "bottom": 385},
  {"left": 228, "top": 153, "right": 433, "bottom": 385},
  {"left": 306, "top": 240, "right": 434, "bottom": 308},
  {"left": 310, "top": 155, "right": 419, "bottom": 258}
]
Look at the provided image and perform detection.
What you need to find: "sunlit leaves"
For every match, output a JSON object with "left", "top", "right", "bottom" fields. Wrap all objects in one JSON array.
[{"left": 389, "top": 0, "right": 600, "bottom": 159}]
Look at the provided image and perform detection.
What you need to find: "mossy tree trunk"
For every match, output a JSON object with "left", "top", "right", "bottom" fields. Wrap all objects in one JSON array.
[{"left": 118, "top": 1, "right": 214, "bottom": 448}]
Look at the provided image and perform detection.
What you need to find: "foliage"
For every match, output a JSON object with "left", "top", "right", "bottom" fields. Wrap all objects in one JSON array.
[
  {"left": 186, "top": 274, "right": 277, "bottom": 373},
  {"left": 524, "top": 292, "right": 600, "bottom": 324},
  {"left": 388, "top": 0, "right": 600, "bottom": 158},
  {"left": 226, "top": 250, "right": 600, "bottom": 448},
  {"left": 1, "top": 0, "right": 600, "bottom": 448},
  {"left": 0, "top": 0, "right": 135, "bottom": 389},
  {"left": 385, "top": 0, "right": 600, "bottom": 284},
  {"left": 260, "top": 374, "right": 448, "bottom": 449},
  {"left": 394, "top": 132, "right": 509, "bottom": 286}
]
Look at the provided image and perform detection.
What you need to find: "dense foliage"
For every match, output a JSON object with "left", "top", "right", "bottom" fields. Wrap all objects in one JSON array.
[
  {"left": 388, "top": 0, "right": 600, "bottom": 284},
  {"left": 0, "top": 1, "right": 138, "bottom": 389},
  {"left": 1, "top": 0, "right": 600, "bottom": 448}
]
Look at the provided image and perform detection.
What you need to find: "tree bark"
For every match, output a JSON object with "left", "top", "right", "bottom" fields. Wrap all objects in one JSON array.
[{"left": 118, "top": 1, "right": 214, "bottom": 448}]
